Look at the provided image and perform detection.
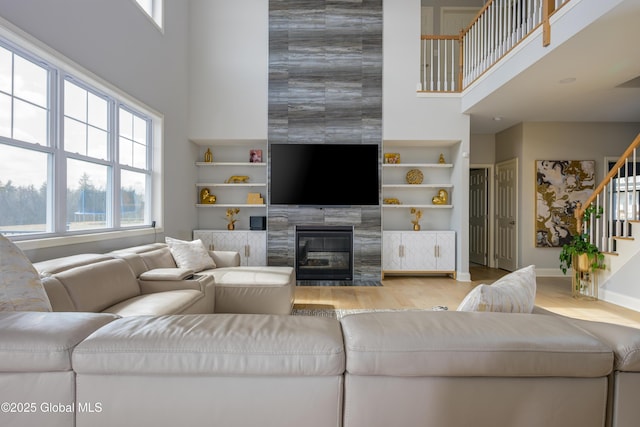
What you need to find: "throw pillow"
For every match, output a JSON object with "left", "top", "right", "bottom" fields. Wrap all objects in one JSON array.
[
  {"left": 0, "top": 234, "right": 53, "bottom": 312},
  {"left": 165, "top": 237, "right": 216, "bottom": 272},
  {"left": 456, "top": 265, "right": 536, "bottom": 313}
]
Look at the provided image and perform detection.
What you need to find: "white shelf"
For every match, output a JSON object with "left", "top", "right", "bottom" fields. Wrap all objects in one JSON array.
[
  {"left": 383, "top": 163, "right": 452, "bottom": 168},
  {"left": 196, "top": 162, "right": 266, "bottom": 167},
  {"left": 196, "top": 204, "right": 267, "bottom": 208},
  {"left": 383, "top": 184, "right": 453, "bottom": 189},
  {"left": 196, "top": 183, "right": 266, "bottom": 187},
  {"left": 382, "top": 204, "right": 452, "bottom": 209}
]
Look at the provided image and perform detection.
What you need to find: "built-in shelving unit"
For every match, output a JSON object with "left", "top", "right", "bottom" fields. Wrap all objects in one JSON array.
[
  {"left": 381, "top": 140, "right": 458, "bottom": 276},
  {"left": 192, "top": 140, "right": 267, "bottom": 230}
]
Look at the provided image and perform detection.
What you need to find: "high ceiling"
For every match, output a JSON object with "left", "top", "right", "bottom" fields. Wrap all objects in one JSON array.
[{"left": 464, "top": 0, "right": 640, "bottom": 134}]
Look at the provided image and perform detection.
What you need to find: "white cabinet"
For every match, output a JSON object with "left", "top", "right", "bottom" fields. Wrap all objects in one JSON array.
[
  {"left": 382, "top": 141, "right": 456, "bottom": 231},
  {"left": 193, "top": 230, "right": 267, "bottom": 266},
  {"left": 382, "top": 231, "right": 455, "bottom": 278},
  {"left": 193, "top": 140, "right": 267, "bottom": 231}
]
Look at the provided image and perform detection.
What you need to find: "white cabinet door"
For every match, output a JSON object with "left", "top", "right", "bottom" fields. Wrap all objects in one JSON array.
[
  {"left": 382, "top": 232, "right": 403, "bottom": 271},
  {"left": 435, "top": 231, "right": 456, "bottom": 271},
  {"left": 402, "top": 232, "right": 437, "bottom": 271},
  {"left": 193, "top": 230, "right": 266, "bottom": 266},
  {"left": 246, "top": 231, "right": 267, "bottom": 265}
]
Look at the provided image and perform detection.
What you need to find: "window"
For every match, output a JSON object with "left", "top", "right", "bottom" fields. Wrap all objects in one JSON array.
[
  {"left": 0, "top": 31, "right": 160, "bottom": 242},
  {"left": 134, "top": 0, "right": 164, "bottom": 31}
]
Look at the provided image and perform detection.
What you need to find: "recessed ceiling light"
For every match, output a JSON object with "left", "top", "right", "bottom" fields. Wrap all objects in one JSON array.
[
  {"left": 493, "top": 116, "right": 503, "bottom": 121},
  {"left": 559, "top": 77, "right": 576, "bottom": 84}
]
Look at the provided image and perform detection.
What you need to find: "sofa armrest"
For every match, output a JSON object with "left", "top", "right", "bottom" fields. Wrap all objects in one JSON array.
[
  {"left": 210, "top": 250, "right": 241, "bottom": 267},
  {"left": 139, "top": 274, "right": 214, "bottom": 294}
]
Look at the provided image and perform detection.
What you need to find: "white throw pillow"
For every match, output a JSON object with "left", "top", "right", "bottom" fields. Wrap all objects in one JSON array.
[
  {"left": 165, "top": 237, "right": 216, "bottom": 272},
  {"left": 0, "top": 234, "right": 52, "bottom": 312},
  {"left": 457, "top": 265, "right": 536, "bottom": 313}
]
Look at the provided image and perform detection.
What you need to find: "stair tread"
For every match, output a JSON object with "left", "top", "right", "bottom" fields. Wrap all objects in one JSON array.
[
  {"left": 603, "top": 251, "right": 619, "bottom": 256},
  {"left": 613, "top": 236, "right": 635, "bottom": 241}
]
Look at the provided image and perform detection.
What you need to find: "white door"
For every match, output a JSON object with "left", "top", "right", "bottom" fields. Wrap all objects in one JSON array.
[
  {"left": 469, "top": 168, "right": 488, "bottom": 265},
  {"left": 495, "top": 158, "right": 518, "bottom": 271},
  {"left": 210, "top": 231, "right": 249, "bottom": 265}
]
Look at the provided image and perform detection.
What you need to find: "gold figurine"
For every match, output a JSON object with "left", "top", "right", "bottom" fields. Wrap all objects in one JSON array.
[
  {"left": 438, "top": 153, "right": 445, "bottom": 164},
  {"left": 432, "top": 189, "right": 448, "bottom": 205},
  {"left": 204, "top": 148, "right": 213, "bottom": 163},
  {"left": 200, "top": 188, "right": 216, "bottom": 204},
  {"left": 410, "top": 208, "right": 422, "bottom": 231},
  {"left": 226, "top": 207, "right": 240, "bottom": 230},
  {"left": 225, "top": 175, "right": 250, "bottom": 183}
]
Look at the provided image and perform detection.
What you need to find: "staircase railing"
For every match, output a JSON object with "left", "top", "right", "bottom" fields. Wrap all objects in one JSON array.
[
  {"left": 419, "top": 0, "right": 572, "bottom": 93},
  {"left": 576, "top": 133, "right": 640, "bottom": 254}
]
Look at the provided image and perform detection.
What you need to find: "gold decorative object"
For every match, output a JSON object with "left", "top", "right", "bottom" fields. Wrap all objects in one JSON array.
[
  {"left": 406, "top": 169, "right": 424, "bottom": 184},
  {"left": 200, "top": 188, "right": 217, "bottom": 204},
  {"left": 432, "top": 189, "right": 448, "bottom": 205},
  {"left": 226, "top": 208, "right": 240, "bottom": 230},
  {"left": 384, "top": 153, "right": 400, "bottom": 164},
  {"left": 204, "top": 148, "right": 213, "bottom": 163},
  {"left": 410, "top": 208, "right": 422, "bottom": 231},
  {"left": 225, "top": 175, "right": 250, "bottom": 183},
  {"left": 247, "top": 192, "right": 264, "bottom": 204},
  {"left": 438, "top": 153, "right": 445, "bottom": 164},
  {"left": 384, "top": 198, "right": 401, "bottom": 205}
]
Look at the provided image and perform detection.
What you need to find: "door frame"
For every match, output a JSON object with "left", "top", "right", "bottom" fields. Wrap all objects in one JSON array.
[{"left": 470, "top": 164, "right": 495, "bottom": 268}]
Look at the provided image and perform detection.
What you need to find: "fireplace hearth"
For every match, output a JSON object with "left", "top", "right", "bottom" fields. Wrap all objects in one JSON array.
[{"left": 296, "top": 226, "right": 353, "bottom": 281}]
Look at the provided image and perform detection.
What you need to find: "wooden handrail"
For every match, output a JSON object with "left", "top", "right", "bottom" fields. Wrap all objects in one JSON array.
[{"left": 578, "top": 132, "right": 640, "bottom": 221}]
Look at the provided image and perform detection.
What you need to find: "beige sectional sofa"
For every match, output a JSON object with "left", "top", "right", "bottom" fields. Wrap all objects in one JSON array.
[
  {"left": 34, "top": 242, "right": 295, "bottom": 316},
  {"left": 2, "top": 309, "right": 640, "bottom": 427}
]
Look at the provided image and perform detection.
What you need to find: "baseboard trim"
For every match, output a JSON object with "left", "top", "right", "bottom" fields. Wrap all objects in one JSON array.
[{"left": 599, "top": 289, "right": 640, "bottom": 312}]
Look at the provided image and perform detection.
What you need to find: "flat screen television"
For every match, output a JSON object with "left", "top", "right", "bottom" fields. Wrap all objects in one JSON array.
[{"left": 270, "top": 144, "right": 379, "bottom": 206}]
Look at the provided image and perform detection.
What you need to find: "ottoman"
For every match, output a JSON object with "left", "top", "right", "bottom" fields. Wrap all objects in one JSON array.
[{"left": 204, "top": 266, "right": 295, "bottom": 314}]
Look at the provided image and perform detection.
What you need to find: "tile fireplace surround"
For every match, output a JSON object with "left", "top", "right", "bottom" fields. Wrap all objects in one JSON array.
[{"left": 266, "top": 0, "right": 383, "bottom": 285}]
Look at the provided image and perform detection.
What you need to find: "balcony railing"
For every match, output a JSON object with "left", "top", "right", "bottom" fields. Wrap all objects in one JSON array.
[
  {"left": 420, "top": 0, "right": 571, "bottom": 93},
  {"left": 576, "top": 133, "right": 640, "bottom": 255}
]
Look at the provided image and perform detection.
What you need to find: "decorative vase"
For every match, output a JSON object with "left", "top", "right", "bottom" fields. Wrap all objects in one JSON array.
[
  {"left": 227, "top": 223, "right": 235, "bottom": 231},
  {"left": 204, "top": 148, "right": 213, "bottom": 163},
  {"left": 413, "top": 223, "right": 420, "bottom": 231}
]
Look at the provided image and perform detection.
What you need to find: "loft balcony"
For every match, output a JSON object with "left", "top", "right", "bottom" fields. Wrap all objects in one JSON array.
[{"left": 419, "top": 0, "right": 640, "bottom": 134}]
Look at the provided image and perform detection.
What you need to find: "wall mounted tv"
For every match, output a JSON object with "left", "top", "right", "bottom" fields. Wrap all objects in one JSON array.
[{"left": 270, "top": 143, "right": 379, "bottom": 206}]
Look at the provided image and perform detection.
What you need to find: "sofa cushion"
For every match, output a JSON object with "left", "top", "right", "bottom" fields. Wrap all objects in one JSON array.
[
  {"left": 457, "top": 265, "right": 536, "bottom": 313},
  {"left": 165, "top": 237, "right": 215, "bottom": 272},
  {"left": 0, "top": 311, "right": 118, "bottom": 371},
  {"left": 73, "top": 314, "right": 345, "bottom": 376},
  {"left": 139, "top": 247, "right": 178, "bottom": 270},
  {"left": 0, "top": 234, "right": 52, "bottom": 312},
  {"left": 102, "top": 290, "right": 204, "bottom": 316},
  {"left": 341, "top": 311, "right": 613, "bottom": 378},
  {"left": 54, "top": 259, "right": 141, "bottom": 312}
]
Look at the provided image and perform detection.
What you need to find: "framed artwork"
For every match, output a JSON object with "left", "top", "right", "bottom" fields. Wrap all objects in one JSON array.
[
  {"left": 249, "top": 149, "right": 262, "bottom": 163},
  {"left": 535, "top": 160, "right": 595, "bottom": 247}
]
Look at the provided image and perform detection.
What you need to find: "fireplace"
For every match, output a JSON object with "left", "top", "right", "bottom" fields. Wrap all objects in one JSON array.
[{"left": 296, "top": 226, "right": 353, "bottom": 281}]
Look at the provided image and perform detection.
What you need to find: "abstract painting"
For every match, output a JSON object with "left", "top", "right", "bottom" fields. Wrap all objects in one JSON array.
[{"left": 535, "top": 160, "right": 595, "bottom": 247}]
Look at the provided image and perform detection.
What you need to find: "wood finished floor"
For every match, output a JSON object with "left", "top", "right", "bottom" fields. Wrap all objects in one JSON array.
[{"left": 294, "top": 266, "right": 640, "bottom": 329}]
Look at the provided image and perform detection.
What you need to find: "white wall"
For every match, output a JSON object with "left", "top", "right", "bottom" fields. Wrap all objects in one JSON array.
[
  {"left": 188, "top": 0, "right": 268, "bottom": 141},
  {"left": 384, "top": 0, "right": 471, "bottom": 280},
  {"left": 495, "top": 122, "right": 640, "bottom": 275},
  {"left": 0, "top": 0, "right": 195, "bottom": 260}
]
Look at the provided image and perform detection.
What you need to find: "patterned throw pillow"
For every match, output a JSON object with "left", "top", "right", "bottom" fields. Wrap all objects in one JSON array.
[
  {"left": 165, "top": 237, "right": 216, "bottom": 272},
  {"left": 0, "top": 234, "right": 53, "bottom": 312},
  {"left": 456, "top": 265, "right": 537, "bottom": 313}
]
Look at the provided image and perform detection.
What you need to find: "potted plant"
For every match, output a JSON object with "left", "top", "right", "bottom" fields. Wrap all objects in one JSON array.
[{"left": 559, "top": 203, "right": 604, "bottom": 298}]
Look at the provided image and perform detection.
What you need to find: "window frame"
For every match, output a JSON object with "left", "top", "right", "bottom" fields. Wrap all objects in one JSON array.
[
  {"left": 0, "top": 18, "right": 163, "bottom": 250},
  {"left": 133, "top": 0, "right": 164, "bottom": 33}
]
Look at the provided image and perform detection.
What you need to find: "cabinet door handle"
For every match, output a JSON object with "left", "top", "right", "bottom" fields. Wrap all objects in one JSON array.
[
  {"left": 399, "top": 245, "right": 404, "bottom": 258},
  {"left": 245, "top": 245, "right": 250, "bottom": 257}
]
